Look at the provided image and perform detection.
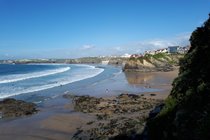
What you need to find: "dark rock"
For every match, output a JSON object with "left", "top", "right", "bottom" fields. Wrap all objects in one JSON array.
[
  {"left": 63, "top": 93, "right": 77, "bottom": 99},
  {"left": 70, "top": 94, "right": 163, "bottom": 139},
  {"left": 149, "top": 103, "right": 165, "bottom": 118},
  {"left": 0, "top": 98, "right": 38, "bottom": 118},
  {"left": 118, "top": 93, "right": 139, "bottom": 100}
]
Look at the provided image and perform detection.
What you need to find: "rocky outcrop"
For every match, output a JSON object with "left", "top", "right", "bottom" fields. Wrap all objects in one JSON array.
[
  {"left": 66, "top": 94, "right": 162, "bottom": 139},
  {"left": 0, "top": 98, "right": 38, "bottom": 119},
  {"left": 71, "top": 94, "right": 160, "bottom": 114},
  {"left": 143, "top": 59, "right": 156, "bottom": 67},
  {"left": 123, "top": 59, "right": 155, "bottom": 72},
  {"left": 123, "top": 54, "right": 182, "bottom": 72}
]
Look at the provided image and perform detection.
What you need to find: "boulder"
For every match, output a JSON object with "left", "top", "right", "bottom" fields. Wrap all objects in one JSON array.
[{"left": 0, "top": 98, "right": 38, "bottom": 118}]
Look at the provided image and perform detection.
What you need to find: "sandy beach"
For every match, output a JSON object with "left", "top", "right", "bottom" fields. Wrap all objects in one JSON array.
[{"left": 0, "top": 68, "right": 178, "bottom": 140}]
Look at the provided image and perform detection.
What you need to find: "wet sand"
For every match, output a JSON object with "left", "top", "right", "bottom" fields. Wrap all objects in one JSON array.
[
  {"left": 0, "top": 69, "right": 178, "bottom": 140},
  {"left": 124, "top": 69, "right": 179, "bottom": 99}
]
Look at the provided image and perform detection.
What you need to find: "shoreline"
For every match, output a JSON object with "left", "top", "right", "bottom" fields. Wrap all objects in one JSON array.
[{"left": 0, "top": 68, "right": 178, "bottom": 140}]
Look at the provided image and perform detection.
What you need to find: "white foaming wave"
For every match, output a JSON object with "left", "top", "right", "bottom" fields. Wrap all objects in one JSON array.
[
  {"left": 73, "top": 64, "right": 96, "bottom": 69},
  {"left": 0, "top": 67, "right": 71, "bottom": 84},
  {"left": 0, "top": 66, "right": 104, "bottom": 99},
  {"left": 113, "top": 70, "right": 122, "bottom": 76},
  {"left": 27, "top": 63, "right": 65, "bottom": 66}
]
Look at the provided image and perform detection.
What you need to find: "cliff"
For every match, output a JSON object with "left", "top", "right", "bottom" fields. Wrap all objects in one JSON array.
[
  {"left": 123, "top": 53, "right": 183, "bottom": 72},
  {"left": 147, "top": 14, "right": 210, "bottom": 140}
]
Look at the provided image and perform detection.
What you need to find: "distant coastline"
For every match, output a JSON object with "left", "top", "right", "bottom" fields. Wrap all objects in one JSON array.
[{"left": 0, "top": 57, "right": 129, "bottom": 65}]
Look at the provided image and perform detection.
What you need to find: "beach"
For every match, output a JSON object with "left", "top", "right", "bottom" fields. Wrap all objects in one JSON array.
[{"left": 0, "top": 65, "right": 178, "bottom": 140}]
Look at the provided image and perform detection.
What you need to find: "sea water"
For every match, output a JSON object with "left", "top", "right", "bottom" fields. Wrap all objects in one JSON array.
[
  {"left": 0, "top": 64, "right": 160, "bottom": 103},
  {"left": 0, "top": 64, "right": 104, "bottom": 99}
]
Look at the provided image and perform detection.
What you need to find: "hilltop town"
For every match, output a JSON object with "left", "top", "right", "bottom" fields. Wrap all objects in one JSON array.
[
  {"left": 0, "top": 45, "right": 189, "bottom": 66},
  {"left": 129, "top": 45, "right": 190, "bottom": 59},
  {"left": 123, "top": 46, "right": 190, "bottom": 72}
]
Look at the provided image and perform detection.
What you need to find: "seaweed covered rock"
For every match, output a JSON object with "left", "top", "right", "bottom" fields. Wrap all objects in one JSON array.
[
  {"left": 72, "top": 94, "right": 161, "bottom": 115},
  {"left": 147, "top": 14, "right": 210, "bottom": 140},
  {"left": 0, "top": 98, "right": 38, "bottom": 118},
  {"left": 70, "top": 94, "right": 162, "bottom": 139}
]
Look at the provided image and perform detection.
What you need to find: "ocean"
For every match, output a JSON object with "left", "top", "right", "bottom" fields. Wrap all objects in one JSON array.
[
  {"left": 0, "top": 64, "right": 160, "bottom": 103},
  {"left": 0, "top": 64, "right": 104, "bottom": 99}
]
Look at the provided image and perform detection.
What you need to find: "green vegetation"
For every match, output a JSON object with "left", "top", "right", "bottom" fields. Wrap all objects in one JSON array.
[
  {"left": 138, "top": 57, "right": 144, "bottom": 63},
  {"left": 76, "top": 57, "right": 102, "bottom": 63},
  {"left": 128, "top": 53, "right": 181, "bottom": 65},
  {"left": 152, "top": 53, "right": 168, "bottom": 60},
  {"left": 147, "top": 14, "right": 210, "bottom": 140}
]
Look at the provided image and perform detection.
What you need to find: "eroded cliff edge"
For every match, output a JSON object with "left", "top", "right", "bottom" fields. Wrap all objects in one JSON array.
[{"left": 123, "top": 53, "right": 183, "bottom": 72}]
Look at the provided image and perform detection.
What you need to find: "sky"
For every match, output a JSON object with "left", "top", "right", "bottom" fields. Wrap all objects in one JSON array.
[{"left": 0, "top": 0, "right": 210, "bottom": 59}]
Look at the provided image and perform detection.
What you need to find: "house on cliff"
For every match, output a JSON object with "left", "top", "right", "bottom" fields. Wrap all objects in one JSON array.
[
  {"left": 168, "top": 46, "right": 178, "bottom": 53},
  {"left": 130, "top": 54, "right": 143, "bottom": 58}
]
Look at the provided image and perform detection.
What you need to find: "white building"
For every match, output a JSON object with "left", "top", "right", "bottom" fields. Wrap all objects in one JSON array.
[{"left": 121, "top": 53, "right": 131, "bottom": 58}]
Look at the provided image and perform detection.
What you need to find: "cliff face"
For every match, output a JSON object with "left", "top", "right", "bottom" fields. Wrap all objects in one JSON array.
[
  {"left": 123, "top": 59, "right": 154, "bottom": 71},
  {"left": 123, "top": 53, "right": 182, "bottom": 72},
  {"left": 147, "top": 14, "right": 210, "bottom": 140}
]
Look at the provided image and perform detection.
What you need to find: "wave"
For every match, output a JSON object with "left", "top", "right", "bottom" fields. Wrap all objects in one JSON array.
[
  {"left": 0, "top": 66, "right": 104, "bottom": 99},
  {"left": 27, "top": 63, "right": 64, "bottom": 66},
  {"left": 73, "top": 64, "right": 96, "bottom": 69},
  {"left": 113, "top": 70, "right": 122, "bottom": 76},
  {"left": 0, "top": 67, "right": 71, "bottom": 84}
]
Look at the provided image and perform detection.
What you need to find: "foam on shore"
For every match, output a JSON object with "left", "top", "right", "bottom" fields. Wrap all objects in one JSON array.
[
  {"left": 0, "top": 65, "right": 104, "bottom": 99},
  {"left": 0, "top": 67, "right": 71, "bottom": 84}
]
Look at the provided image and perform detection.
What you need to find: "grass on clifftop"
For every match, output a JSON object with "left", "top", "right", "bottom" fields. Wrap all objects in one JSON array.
[{"left": 129, "top": 53, "right": 180, "bottom": 65}]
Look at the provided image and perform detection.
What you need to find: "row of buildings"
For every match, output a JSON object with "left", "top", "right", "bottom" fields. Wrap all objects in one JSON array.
[
  {"left": 145, "top": 46, "right": 190, "bottom": 55},
  {"left": 98, "top": 46, "right": 190, "bottom": 59},
  {"left": 130, "top": 46, "right": 190, "bottom": 58}
]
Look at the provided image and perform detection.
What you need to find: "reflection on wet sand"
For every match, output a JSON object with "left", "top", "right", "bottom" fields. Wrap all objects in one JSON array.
[
  {"left": 124, "top": 69, "right": 179, "bottom": 99},
  {"left": 124, "top": 72, "right": 154, "bottom": 85},
  {"left": 124, "top": 69, "right": 179, "bottom": 87}
]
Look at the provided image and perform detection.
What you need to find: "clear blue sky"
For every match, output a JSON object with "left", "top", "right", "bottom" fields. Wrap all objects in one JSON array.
[{"left": 0, "top": 0, "right": 210, "bottom": 59}]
